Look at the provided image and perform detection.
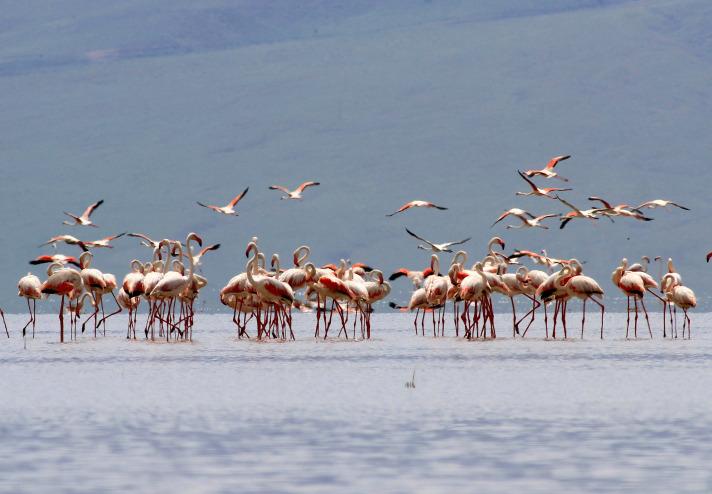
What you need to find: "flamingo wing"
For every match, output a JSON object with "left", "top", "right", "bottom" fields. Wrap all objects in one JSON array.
[
  {"left": 386, "top": 202, "right": 413, "bottom": 216},
  {"left": 405, "top": 228, "right": 435, "bottom": 248},
  {"left": 228, "top": 187, "right": 249, "bottom": 207},
  {"left": 517, "top": 170, "right": 539, "bottom": 191},
  {"left": 269, "top": 185, "right": 290, "bottom": 194},
  {"left": 296, "top": 181, "right": 320, "bottom": 193},
  {"left": 445, "top": 237, "right": 472, "bottom": 248},
  {"left": 545, "top": 155, "right": 571, "bottom": 169},
  {"left": 199, "top": 243, "right": 221, "bottom": 257},
  {"left": 588, "top": 196, "right": 613, "bottom": 209},
  {"left": 196, "top": 201, "right": 221, "bottom": 212},
  {"left": 82, "top": 199, "right": 104, "bottom": 219}
]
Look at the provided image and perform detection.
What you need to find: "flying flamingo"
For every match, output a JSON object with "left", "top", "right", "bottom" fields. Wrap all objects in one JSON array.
[
  {"left": 516, "top": 171, "right": 572, "bottom": 199},
  {"left": 62, "top": 199, "right": 103, "bottom": 227},
  {"left": 556, "top": 196, "right": 605, "bottom": 229},
  {"left": 127, "top": 232, "right": 161, "bottom": 249},
  {"left": 504, "top": 213, "right": 559, "bottom": 230},
  {"left": 405, "top": 227, "right": 471, "bottom": 253},
  {"left": 491, "top": 208, "right": 535, "bottom": 227},
  {"left": 40, "top": 235, "right": 88, "bottom": 251},
  {"left": 523, "top": 155, "right": 571, "bottom": 181},
  {"left": 386, "top": 200, "right": 448, "bottom": 216},
  {"left": 635, "top": 199, "right": 690, "bottom": 211},
  {"left": 587, "top": 197, "right": 653, "bottom": 222},
  {"left": 181, "top": 243, "right": 220, "bottom": 268},
  {"left": 41, "top": 262, "right": 84, "bottom": 342},
  {"left": 18, "top": 272, "right": 42, "bottom": 338},
  {"left": 30, "top": 254, "right": 81, "bottom": 268},
  {"left": 197, "top": 187, "right": 249, "bottom": 215},
  {"left": 268, "top": 181, "right": 320, "bottom": 200},
  {"left": 84, "top": 233, "right": 127, "bottom": 248}
]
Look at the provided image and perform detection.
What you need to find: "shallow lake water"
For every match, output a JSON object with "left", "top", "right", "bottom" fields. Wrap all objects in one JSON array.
[{"left": 1, "top": 311, "right": 711, "bottom": 493}]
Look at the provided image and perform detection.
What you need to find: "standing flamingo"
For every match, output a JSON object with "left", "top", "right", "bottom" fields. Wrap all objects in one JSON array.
[
  {"left": 661, "top": 275, "right": 696, "bottom": 339},
  {"left": 562, "top": 259, "right": 605, "bottom": 339},
  {"left": 612, "top": 259, "right": 652, "bottom": 339},
  {"left": 41, "top": 262, "right": 84, "bottom": 342},
  {"left": 18, "top": 273, "right": 42, "bottom": 338}
]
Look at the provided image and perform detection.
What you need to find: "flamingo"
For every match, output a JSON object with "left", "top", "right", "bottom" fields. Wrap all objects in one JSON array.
[
  {"left": 62, "top": 199, "right": 103, "bottom": 227},
  {"left": 122, "top": 260, "right": 145, "bottom": 298},
  {"left": 388, "top": 267, "right": 433, "bottom": 288},
  {"left": 84, "top": 233, "right": 126, "bottom": 248},
  {"left": 268, "top": 181, "right": 320, "bottom": 200},
  {"left": 197, "top": 187, "right": 249, "bottom": 215},
  {"left": 491, "top": 208, "right": 535, "bottom": 227},
  {"left": 504, "top": 213, "right": 559, "bottom": 230},
  {"left": 423, "top": 254, "right": 450, "bottom": 336},
  {"left": 635, "top": 199, "right": 690, "bottom": 211},
  {"left": 94, "top": 270, "right": 122, "bottom": 336},
  {"left": 587, "top": 197, "right": 653, "bottom": 222},
  {"left": 40, "top": 235, "right": 88, "bottom": 251},
  {"left": 662, "top": 274, "right": 696, "bottom": 339},
  {"left": 363, "top": 270, "right": 391, "bottom": 338},
  {"left": 78, "top": 251, "right": 107, "bottom": 336},
  {"left": 454, "top": 262, "right": 492, "bottom": 339},
  {"left": 185, "top": 243, "right": 220, "bottom": 268},
  {"left": 116, "top": 288, "right": 141, "bottom": 339},
  {"left": 127, "top": 232, "right": 161, "bottom": 249},
  {"left": 500, "top": 266, "right": 537, "bottom": 336},
  {"left": 389, "top": 288, "right": 430, "bottom": 335},
  {"left": 557, "top": 196, "right": 605, "bottom": 228},
  {"left": 612, "top": 259, "right": 652, "bottom": 339},
  {"left": 41, "top": 262, "right": 84, "bottom": 342},
  {"left": 536, "top": 266, "right": 572, "bottom": 339},
  {"left": 516, "top": 171, "right": 572, "bottom": 198},
  {"left": 523, "top": 155, "right": 571, "bottom": 181},
  {"left": 30, "top": 254, "right": 81, "bottom": 268},
  {"left": 405, "top": 227, "right": 471, "bottom": 253},
  {"left": 386, "top": 200, "right": 447, "bottom": 216},
  {"left": 311, "top": 265, "right": 355, "bottom": 339},
  {"left": 561, "top": 259, "right": 605, "bottom": 338},
  {"left": 18, "top": 273, "right": 43, "bottom": 338},
  {"left": 150, "top": 234, "right": 202, "bottom": 339},
  {"left": 245, "top": 255, "right": 295, "bottom": 340}
]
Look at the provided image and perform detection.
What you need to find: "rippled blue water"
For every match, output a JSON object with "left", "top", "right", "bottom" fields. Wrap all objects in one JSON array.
[{"left": 1, "top": 312, "right": 711, "bottom": 493}]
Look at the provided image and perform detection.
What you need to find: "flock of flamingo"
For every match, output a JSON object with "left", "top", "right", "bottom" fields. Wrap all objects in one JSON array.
[{"left": 5, "top": 164, "right": 703, "bottom": 344}]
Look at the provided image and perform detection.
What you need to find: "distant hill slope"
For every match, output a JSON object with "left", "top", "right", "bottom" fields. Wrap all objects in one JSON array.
[{"left": 1, "top": 1, "right": 710, "bottom": 312}]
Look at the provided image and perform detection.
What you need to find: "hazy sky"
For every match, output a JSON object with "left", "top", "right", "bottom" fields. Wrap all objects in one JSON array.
[{"left": 2, "top": 0, "right": 710, "bottom": 312}]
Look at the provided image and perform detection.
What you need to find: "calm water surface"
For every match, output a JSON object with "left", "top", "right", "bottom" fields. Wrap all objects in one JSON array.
[{"left": 1, "top": 312, "right": 711, "bottom": 493}]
